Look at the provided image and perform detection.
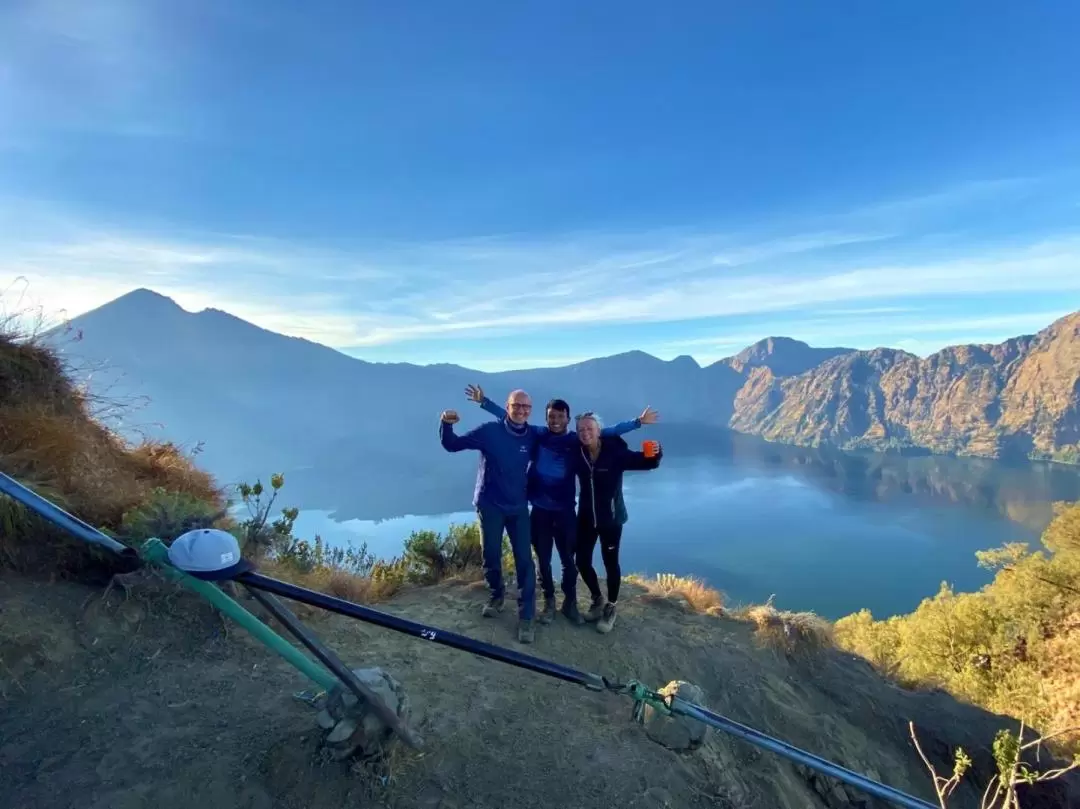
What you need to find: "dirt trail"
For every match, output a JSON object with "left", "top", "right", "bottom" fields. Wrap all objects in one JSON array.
[{"left": 1, "top": 573, "right": 1076, "bottom": 809}]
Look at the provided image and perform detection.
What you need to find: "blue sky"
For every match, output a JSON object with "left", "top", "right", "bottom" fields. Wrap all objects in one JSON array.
[{"left": 2, "top": 1, "right": 1079, "bottom": 370}]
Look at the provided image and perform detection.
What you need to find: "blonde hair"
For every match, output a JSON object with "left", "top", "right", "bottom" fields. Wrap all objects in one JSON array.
[{"left": 575, "top": 411, "right": 603, "bottom": 430}]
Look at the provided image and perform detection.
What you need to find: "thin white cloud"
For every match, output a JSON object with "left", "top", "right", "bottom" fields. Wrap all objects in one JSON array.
[
  {"left": 2, "top": 180, "right": 1079, "bottom": 354},
  {"left": 662, "top": 311, "right": 1073, "bottom": 354}
]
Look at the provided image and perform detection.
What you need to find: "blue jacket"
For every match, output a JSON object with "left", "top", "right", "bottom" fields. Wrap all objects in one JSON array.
[
  {"left": 439, "top": 417, "right": 536, "bottom": 515},
  {"left": 480, "top": 397, "right": 641, "bottom": 512}
]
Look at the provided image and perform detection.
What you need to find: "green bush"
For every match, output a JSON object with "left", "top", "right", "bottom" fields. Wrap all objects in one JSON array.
[
  {"left": 403, "top": 521, "right": 485, "bottom": 583},
  {"left": 117, "top": 486, "right": 225, "bottom": 545},
  {"left": 272, "top": 533, "right": 379, "bottom": 578}
]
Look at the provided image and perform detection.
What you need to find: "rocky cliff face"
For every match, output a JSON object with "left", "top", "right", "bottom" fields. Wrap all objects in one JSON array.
[{"left": 730, "top": 312, "right": 1080, "bottom": 462}]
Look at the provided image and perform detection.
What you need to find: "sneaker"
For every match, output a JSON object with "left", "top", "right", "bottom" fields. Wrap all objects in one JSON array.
[
  {"left": 597, "top": 602, "right": 618, "bottom": 634},
  {"left": 584, "top": 596, "right": 606, "bottom": 623},
  {"left": 560, "top": 597, "right": 584, "bottom": 625},
  {"left": 482, "top": 596, "right": 504, "bottom": 618},
  {"left": 538, "top": 596, "right": 556, "bottom": 625},
  {"left": 517, "top": 619, "right": 535, "bottom": 644}
]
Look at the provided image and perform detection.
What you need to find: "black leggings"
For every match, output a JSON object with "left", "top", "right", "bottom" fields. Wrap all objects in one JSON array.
[{"left": 576, "top": 519, "right": 624, "bottom": 603}]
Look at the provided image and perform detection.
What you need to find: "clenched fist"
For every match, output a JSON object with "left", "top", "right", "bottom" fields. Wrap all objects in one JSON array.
[{"left": 441, "top": 409, "right": 460, "bottom": 424}]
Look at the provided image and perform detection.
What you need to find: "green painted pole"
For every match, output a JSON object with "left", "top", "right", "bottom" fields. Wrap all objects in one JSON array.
[{"left": 140, "top": 538, "right": 338, "bottom": 692}]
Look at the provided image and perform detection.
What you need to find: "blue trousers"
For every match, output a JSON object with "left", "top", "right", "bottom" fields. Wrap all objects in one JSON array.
[
  {"left": 477, "top": 506, "right": 535, "bottom": 620},
  {"left": 530, "top": 506, "right": 577, "bottom": 601}
]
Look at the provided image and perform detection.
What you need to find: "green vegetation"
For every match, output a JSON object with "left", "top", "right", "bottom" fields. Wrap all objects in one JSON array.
[{"left": 835, "top": 501, "right": 1080, "bottom": 754}]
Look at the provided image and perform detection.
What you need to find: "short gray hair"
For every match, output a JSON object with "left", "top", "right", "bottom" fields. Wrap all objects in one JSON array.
[{"left": 575, "top": 411, "right": 603, "bottom": 429}]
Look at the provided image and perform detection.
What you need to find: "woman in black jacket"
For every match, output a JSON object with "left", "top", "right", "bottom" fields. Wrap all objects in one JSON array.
[{"left": 573, "top": 411, "right": 662, "bottom": 634}]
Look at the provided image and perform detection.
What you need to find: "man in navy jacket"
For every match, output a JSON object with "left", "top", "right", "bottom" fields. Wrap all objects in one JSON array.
[{"left": 439, "top": 389, "right": 539, "bottom": 643}]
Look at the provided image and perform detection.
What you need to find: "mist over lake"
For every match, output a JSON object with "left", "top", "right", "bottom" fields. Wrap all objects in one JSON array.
[{"left": 283, "top": 428, "right": 1080, "bottom": 620}]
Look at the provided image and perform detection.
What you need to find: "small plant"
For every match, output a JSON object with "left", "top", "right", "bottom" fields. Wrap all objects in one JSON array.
[
  {"left": 234, "top": 473, "right": 295, "bottom": 555},
  {"left": 910, "top": 720, "right": 1080, "bottom": 809},
  {"left": 117, "top": 487, "right": 226, "bottom": 545}
]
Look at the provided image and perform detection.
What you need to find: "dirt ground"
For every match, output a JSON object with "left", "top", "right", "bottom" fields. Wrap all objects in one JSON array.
[{"left": 2, "top": 572, "right": 1077, "bottom": 809}]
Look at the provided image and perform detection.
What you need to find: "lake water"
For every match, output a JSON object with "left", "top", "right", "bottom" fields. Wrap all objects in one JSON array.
[{"left": 289, "top": 439, "right": 1080, "bottom": 620}]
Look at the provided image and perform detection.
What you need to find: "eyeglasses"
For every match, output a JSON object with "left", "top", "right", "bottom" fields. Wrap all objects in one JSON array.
[{"left": 509, "top": 403, "right": 532, "bottom": 411}]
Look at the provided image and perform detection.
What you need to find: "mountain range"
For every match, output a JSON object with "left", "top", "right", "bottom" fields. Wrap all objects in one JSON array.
[{"left": 47, "top": 289, "right": 1080, "bottom": 515}]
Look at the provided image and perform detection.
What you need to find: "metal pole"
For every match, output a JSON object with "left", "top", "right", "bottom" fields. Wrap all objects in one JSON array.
[
  {"left": 0, "top": 471, "right": 136, "bottom": 559},
  {"left": 238, "top": 572, "right": 608, "bottom": 692},
  {"left": 140, "top": 539, "right": 339, "bottom": 692},
  {"left": 244, "top": 585, "right": 423, "bottom": 749},
  {"left": 669, "top": 699, "right": 937, "bottom": 809}
]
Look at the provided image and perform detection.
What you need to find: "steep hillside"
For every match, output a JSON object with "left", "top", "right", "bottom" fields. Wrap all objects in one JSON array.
[
  {"left": 4, "top": 570, "right": 1079, "bottom": 809},
  {"left": 731, "top": 312, "right": 1080, "bottom": 462}
]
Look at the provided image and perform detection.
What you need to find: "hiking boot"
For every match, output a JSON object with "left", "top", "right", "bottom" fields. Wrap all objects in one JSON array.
[
  {"left": 517, "top": 619, "right": 535, "bottom": 644},
  {"left": 560, "top": 597, "right": 584, "bottom": 625},
  {"left": 482, "top": 596, "right": 504, "bottom": 618},
  {"left": 584, "top": 596, "right": 606, "bottom": 623},
  {"left": 538, "top": 596, "right": 557, "bottom": 625},
  {"left": 597, "top": 602, "right": 618, "bottom": 634}
]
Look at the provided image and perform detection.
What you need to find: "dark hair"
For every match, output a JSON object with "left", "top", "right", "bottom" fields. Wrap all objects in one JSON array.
[{"left": 545, "top": 398, "right": 570, "bottom": 416}]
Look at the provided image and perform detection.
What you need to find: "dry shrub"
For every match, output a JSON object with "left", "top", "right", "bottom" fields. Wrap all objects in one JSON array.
[
  {"left": 257, "top": 562, "right": 405, "bottom": 618},
  {"left": 0, "top": 331, "right": 223, "bottom": 577},
  {"left": 630, "top": 572, "right": 725, "bottom": 615},
  {"left": 742, "top": 598, "right": 834, "bottom": 661}
]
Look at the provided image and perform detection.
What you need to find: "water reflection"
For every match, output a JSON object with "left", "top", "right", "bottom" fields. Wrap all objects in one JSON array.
[
  {"left": 277, "top": 426, "right": 1080, "bottom": 618},
  {"left": 285, "top": 424, "right": 1080, "bottom": 532}
]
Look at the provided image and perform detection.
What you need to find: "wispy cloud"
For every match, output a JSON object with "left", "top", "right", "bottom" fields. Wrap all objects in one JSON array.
[
  {"left": 660, "top": 311, "right": 1074, "bottom": 358},
  {"left": 1, "top": 175, "right": 1079, "bottom": 360}
]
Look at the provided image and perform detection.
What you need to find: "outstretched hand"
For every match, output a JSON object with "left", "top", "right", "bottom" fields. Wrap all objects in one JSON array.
[
  {"left": 441, "top": 409, "right": 460, "bottom": 424},
  {"left": 465, "top": 383, "right": 485, "bottom": 404},
  {"left": 639, "top": 405, "right": 660, "bottom": 425}
]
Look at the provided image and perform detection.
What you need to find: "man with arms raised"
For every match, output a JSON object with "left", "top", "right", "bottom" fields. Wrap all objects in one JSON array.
[
  {"left": 439, "top": 390, "right": 538, "bottom": 643},
  {"left": 465, "top": 383, "right": 658, "bottom": 625}
]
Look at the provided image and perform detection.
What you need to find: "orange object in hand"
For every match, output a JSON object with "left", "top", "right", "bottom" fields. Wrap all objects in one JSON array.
[{"left": 642, "top": 440, "right": 660, "bottom": 458}]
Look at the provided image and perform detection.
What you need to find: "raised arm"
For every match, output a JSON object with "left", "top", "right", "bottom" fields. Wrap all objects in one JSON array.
[
  {"left": 466, "top": 383, "right": 509, "bottom": 421},
  {"left": 479, "top": 396, "right": 507, "bottom": 421},
  {"left": 439, "top": 410, "right": 488, "bottom": 453},
  {"left": 601, "top": 405, "right": 659, "bottom": 437},
  {"left": 618, "top": 441, "right": 663, "bottom": 472},
  {"left": 466, "top": 383, "right": 544, "bottom": 435}
]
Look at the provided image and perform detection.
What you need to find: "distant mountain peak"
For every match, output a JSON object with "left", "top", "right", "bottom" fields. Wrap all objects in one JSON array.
[
  {"left": 670, "top": 354, "right": 701, "bottom": 369},
  {"left": 108, "top": 287, "right": 186, "bottom": 311},
  {"left": 717, "top": 335, "right": 855, "bottom": 378}
]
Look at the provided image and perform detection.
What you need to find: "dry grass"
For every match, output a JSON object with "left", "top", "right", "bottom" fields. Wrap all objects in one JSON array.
[
  {"left": 628, "top": 572, "right": 725, "bottom": 615},
  {"left": 738, "top": 598, "right": 834, "bottom": 661},
  {"left": 0, "top": 330, "right": 223, "bottom": 576},
  {"left": 255, "top": 561, "right": 408, "bottom": 622}
]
